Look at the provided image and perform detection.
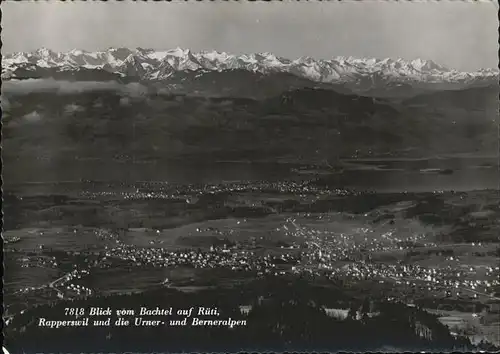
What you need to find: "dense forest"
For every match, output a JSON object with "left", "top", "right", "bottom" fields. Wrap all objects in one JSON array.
[{"left": 6, "top": 276, "right": 490, "bottom": 353}]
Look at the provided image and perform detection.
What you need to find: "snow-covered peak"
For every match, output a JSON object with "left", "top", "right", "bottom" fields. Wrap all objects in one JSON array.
[
  {"left": 68, "top": 49, "right": 86, "bottom": 56},
  {"left": 410, "top": 58, "right": 448, "bottom": 72},
  {"left": 35, "top": 47, "right": 56, "bottom": 57},
  {"left": 2, "top": 47, "right": 497, "bottom": 89},
  {"left": 168, "top": 47, "right": 192, "bottom": 57}
]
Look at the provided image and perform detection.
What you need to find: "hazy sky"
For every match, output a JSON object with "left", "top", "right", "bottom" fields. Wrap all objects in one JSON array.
[{"left": 2, "top": 1, "right": 498, "bottom": 71}]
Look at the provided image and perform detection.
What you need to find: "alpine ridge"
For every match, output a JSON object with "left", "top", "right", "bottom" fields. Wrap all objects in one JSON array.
[{"left": 2, "top": 47, "right": 497, "bottom": 92}]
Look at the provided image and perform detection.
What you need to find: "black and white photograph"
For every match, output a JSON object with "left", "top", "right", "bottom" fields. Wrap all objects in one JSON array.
[{"left": 2, "top": 1, "right": 499, "bottom": 352}]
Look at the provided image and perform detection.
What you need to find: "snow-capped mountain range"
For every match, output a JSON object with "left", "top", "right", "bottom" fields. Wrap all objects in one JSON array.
[{"left": 2, "top": 47, "right": 498, "bottom": 90}]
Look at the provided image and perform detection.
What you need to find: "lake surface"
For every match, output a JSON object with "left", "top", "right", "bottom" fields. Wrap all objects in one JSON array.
[{"left": 4, "top": 155, "right": 499, "bottom": 192}]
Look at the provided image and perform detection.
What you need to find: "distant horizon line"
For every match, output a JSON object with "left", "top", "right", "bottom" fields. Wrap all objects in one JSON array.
[{"left": 4, "top": 46, "right": 499, "bottom": 73}]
